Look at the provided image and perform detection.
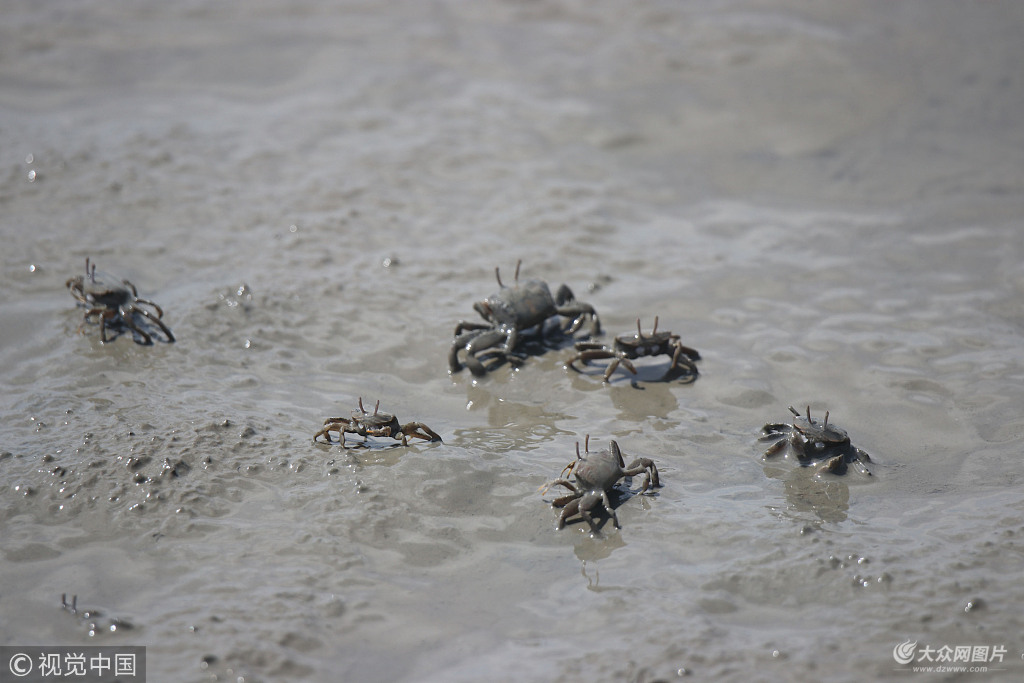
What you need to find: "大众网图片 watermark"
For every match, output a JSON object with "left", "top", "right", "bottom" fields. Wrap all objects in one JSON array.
[{"left": 892, "top": 639, "right": 1016, "bottom": 674}]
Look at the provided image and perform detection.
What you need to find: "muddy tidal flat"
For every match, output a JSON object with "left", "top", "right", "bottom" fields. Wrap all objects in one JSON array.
[{"left": 3, "top": 1, "right": 1024, "bottom": 681}]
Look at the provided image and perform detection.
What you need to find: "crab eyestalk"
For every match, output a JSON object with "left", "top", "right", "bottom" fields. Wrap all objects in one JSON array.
[
  {"left": 356, "top": 397, "right": 381, "bottom": 415},
  {"left": 494, "top": 259, "right": 522, "bottom": 289},
  {"left": 634, "top": 316, "right": 660, "bottom": 340}
]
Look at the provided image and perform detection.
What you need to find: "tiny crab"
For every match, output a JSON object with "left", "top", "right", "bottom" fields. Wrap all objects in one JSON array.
[
  {"left": 314, "top": 397, "right": 442, "bottom": 447},
  {"left": 567, "top": 316, "right": 700, "bottom": 382},
  {"left": 540, "top": 435, "right": 661, "bottom": 532},
  {"left": 449, "top": 260, "right": 600, "bottom": 376},
  {"left": 760, "top": 406, "right": 871, "bottom": 475},
  {"left": 66, "top": 257, "right": 175, "bottom": 344},
  {"left": 61, "top": 593, "right": 133, "bottom": 636}
]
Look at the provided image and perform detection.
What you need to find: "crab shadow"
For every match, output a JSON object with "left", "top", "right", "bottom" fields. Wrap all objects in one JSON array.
[
  {"left": 314, "top": 438, "right": 439, "bottom": 467},
  {"left": 566, "top": 359, "right": 699, "bottom": 388},
  {"left": 562, "top": 373, "right": 681, "bottom": 420},
  {"left": 762, "top": 460, "right": 850, "bottom": 524},
  {"left": 576, "top": 537, "right": 627, "bottom": 569},
  {"left": 77, "top": 317, "right": 174, "bottom": 346}
]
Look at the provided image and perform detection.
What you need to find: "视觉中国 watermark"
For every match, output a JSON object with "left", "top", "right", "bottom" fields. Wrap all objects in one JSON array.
[{"left": 1, "top": 646, "right": 145, "bottom": 682}]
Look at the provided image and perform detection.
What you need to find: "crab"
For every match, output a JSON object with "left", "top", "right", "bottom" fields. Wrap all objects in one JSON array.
[
  {"left": 449, "top": 260, "right": 601, "bottom": 376},
  {"left": 66, "top": 257, "right": 175, "bottom": 344},
  {"left": 760, "top": 406, "right": 871, "bottom": 475},
  {"left": 540, "top": 435, "right": 660, "bottom": 532},
  {"left": 60, "top": 593, "right": 132, "bottom": 636},
  {"left": 567, "top": 316, "right": 700, "bottom": 382},
  {"left": 313, "top": 397, "right": 442, "bottom": 447}
]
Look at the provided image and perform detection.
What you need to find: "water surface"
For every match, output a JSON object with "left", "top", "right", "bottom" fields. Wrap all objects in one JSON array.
[{"left": 2, "top": 1, "right": 1024, "bottom": 680}]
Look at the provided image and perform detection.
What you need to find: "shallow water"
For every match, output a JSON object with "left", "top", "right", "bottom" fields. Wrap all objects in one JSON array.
[{"left": 3, "top": 1, "right": 1024, "bottom": 681}]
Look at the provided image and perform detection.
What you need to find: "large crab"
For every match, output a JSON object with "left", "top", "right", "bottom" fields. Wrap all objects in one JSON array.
[
  {"left": 313, "top": 397, "right": 442, "bottom": 447},
  {"left": 540, "top": 435, "right": 661, "bottom": 532},
  {"left": 449, "top": 260, "right": 600, "bottom": 376},
  {"left": 567, "top": 316, "right": 700, "bottom": 383},
  {"left": 66, "top": 257, "right": 175, "bottom": 344},
  {"left": 760, "top": 406, "right": 871, "bottom": 475}
]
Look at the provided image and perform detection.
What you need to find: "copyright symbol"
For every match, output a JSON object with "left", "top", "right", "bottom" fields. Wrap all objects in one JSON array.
[{"left": 8, "top": 652, "right": 33, "bottom": 677}]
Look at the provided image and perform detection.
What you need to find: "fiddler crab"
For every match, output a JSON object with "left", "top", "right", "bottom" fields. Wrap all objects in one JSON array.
[
  {"left": 314, "top": 397, "right": 442, "bottom": 447},
  {"left": 540, "top": 435, "right": 661, "bottom": 532},
  {"left": 66, "top": 257, "right": 175, "bottom": 344},
  {"left": 61, "top": 594, "right": 132, "bottom": 636},
  {"left": 760, "top": 406, "right": 871, "bottom": 476},
  {"left": 449, "top": 260, "right": 600, "bottom": 376},
  {"left": 567, "top": 316, "right": 700, "bottom": 383}
]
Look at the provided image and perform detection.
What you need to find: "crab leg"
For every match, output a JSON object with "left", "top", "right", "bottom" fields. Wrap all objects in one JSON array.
[
  {"left": 117, "top": 309, "right": 154, "bottom": 344},
  {"left": 134, "top": 297, "right": 165, "bottom": 319},
  {"left": 665, "top": 343, "right": 698, "bottom": 383},
  {"left": 538, "top": 478, "right": 577, "bottom": 496},
  {"left": 79, "top": 307, "right": 106, "bottom": 334},
  {"left": 570, "top": 341, "right": 607, "bottom": 352},
  {"left": 566, "top": 349, "right": 637, "bottom": 381},
  {"left": 131, "top": 306, "right": 175, "bottom": 342},
  {"left": 99, "top": 311, "right": 115, "bottom": 343},
  {"left": 761, "top": 424, "right": 792, "bottom": 437},
  {"left": 761, "top": 438, "right": 788, "bottom": 458},
  {"left": 123, "top": 281, "right": 166, "bottom": 319},
  {"left": 556, "top": 498, "right": 581, "bottom": 529},
  {"left": 399, "top": 422, "right": 443, "bottom": 444},
  {"left": 850, "top": 448, "right": 872, "bottom": 476},
  {"left": 314, "top": 418, "right": 348, "bottom": 444},
  {"left": 565, "top": 347, "right": 612, "bottom": 370},
  {"left": 556, "top": 302, "right": 600, "bottom": 336},
  {"left": 549, "top": 491, "right": 580, "bottom": 508},
  {"left": 671, "top": 337, "right": 701, "bottom": 362},
  {"left": 623, "top": 457, "right": 661, "bottom": 492},
  {"left": 453, "top": 320, "right": 491, "bottom": 337},
  {"left": 605, "top": 357, "right": 637, "bottom": 382},
  {"left": 464, "top": 329, "right": 512, "bottom": 376},
  {"left": 449, "top": 328, "right": 486, "bottom": 372},
  {"left": 576, "top": 490, "right": 618, "bottom": 531}
]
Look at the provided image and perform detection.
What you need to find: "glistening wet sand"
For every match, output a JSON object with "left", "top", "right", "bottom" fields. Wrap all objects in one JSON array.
[{"left": 2, "top": 1, "right": 1024, "bottom": 680}]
